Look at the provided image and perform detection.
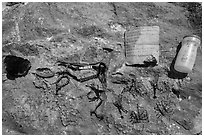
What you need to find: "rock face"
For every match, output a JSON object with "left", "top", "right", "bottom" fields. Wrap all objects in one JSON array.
[{"left": 2, "top": 2, "right": 202, "bottom": 135}]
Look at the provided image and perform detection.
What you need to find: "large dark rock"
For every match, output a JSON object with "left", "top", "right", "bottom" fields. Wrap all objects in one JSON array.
[{"left": 4, "top": 55, "right": 31, "bottom": 80}]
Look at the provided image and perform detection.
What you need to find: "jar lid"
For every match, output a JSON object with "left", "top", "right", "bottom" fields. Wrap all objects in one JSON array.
[{"left": 183, "top": 35, "right": 201, "bottom": 41}]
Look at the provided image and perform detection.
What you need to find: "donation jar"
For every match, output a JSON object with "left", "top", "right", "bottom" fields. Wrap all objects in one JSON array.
[{"left": 174, "top": 35, "right": 201, "bottom": 73}]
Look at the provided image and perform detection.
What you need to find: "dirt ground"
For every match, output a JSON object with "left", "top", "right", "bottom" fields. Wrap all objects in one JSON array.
[{"left": 2, "top": 2, "right": 202, "bottom": 135}]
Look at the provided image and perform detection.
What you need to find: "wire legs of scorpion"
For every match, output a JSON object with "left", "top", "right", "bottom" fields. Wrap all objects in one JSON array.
[
  {"left": 54, "top": 74, "right": 70, "bottom": 95},
  {"left": 90, "top": 100, "right": 105, "bottom": 121},
  {"left": 52, "top": 70, "right": 79, "bottom": 95},
  {"left": 149, "top": 74, "right": 159, "bottom": 99},
  {"left": 86, "top": 84, "right": 107, "bottom": 121},
  {"left": 113, "top": 94, "right": 128, "bottom": 119}
]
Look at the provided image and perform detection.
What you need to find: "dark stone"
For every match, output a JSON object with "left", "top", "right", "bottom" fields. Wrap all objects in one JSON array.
[{"left": 4, "top": 55, "right": 31, "bottom": 80}]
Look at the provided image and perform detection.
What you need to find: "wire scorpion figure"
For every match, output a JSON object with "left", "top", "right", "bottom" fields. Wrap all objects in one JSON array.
[
  {"left": 31, "top": 58, "right": 109, "bottom": 122},
  {"left": 55, "top": 61, "right": 109, "bottom": 119}
]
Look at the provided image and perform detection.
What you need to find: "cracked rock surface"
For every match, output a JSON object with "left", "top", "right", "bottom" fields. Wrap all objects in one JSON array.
[{"left": 2, "top": 2, "right": 202, "bottom": 135}]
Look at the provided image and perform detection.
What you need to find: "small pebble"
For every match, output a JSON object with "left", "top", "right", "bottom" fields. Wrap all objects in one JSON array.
[{"left": 185, "top": 76, "right": 191, "bottom": 81}]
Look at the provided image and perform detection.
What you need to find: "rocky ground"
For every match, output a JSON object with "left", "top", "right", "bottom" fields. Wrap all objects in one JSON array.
[{"left": 2, "top": 2, "right": 202, "bottom": 135}]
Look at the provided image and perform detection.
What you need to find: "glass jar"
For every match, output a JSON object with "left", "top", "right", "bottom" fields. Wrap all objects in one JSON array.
[{"left": 174, "top": 35, "right": 201, "bottom": 73}]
